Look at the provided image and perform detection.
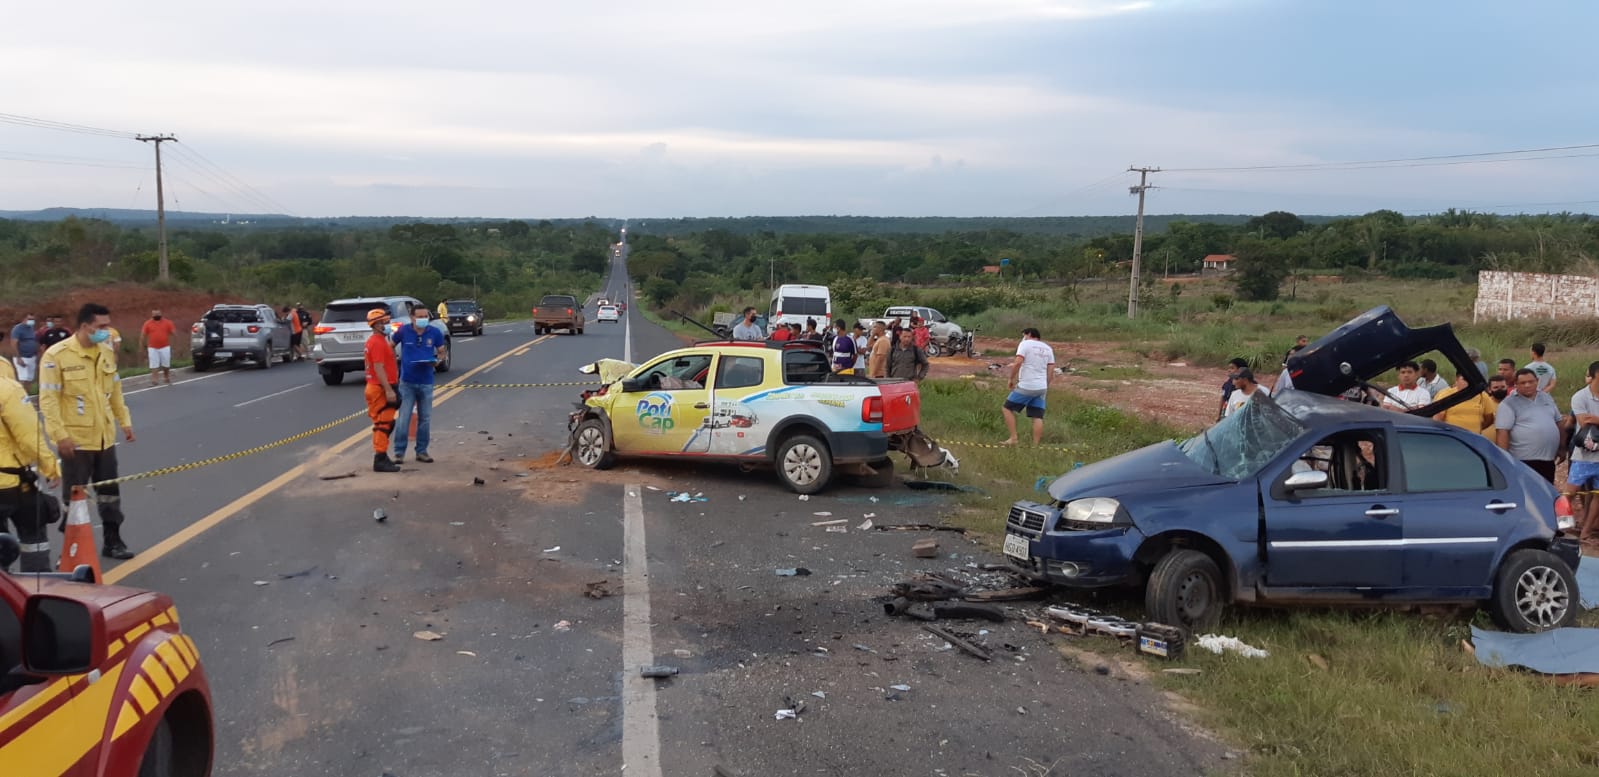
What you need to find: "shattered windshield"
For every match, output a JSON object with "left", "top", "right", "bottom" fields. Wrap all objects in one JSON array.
[{"left": 1179, "top": 393, "right": 1307, "bottom": 479}]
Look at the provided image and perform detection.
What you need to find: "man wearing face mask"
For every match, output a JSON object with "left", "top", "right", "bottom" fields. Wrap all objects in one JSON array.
[
  {"left": 10, "top": 313, "right": 39, "bottom": 394},
  {"left": 39, "top": 303, "right": 137, "bottom": 559},
  {"left": 390, "top": 304, "right": 447, "bottom": 464}
]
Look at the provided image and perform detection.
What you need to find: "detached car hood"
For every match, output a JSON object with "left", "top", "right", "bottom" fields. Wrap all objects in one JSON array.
[
  {"left": 1047, "top": 441, "right": 1231, "bottom": 501},
  {"left": 1284, "top": 305, "right": 1484, "bottom": 417}
]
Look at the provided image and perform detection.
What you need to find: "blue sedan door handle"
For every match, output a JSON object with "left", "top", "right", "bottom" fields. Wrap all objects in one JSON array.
[
  {"left": 1483, "top": 501, "right": 1518, "bottom": 512},
  {"left": 1364, "top": 506, "right": 1401, "bottom": 517}
]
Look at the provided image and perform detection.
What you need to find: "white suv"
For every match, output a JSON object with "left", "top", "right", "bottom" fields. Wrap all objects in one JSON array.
[{"left": 312, "top": 296, "right": 452, "bottom": 385}]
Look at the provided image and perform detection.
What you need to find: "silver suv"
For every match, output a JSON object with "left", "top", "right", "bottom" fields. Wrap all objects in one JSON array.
[
  {"left": 191, "top": 304, "right": 293, "bottom": 371},
  {"left": 312, "top": 296, "right": 452, "bottom": 386}
]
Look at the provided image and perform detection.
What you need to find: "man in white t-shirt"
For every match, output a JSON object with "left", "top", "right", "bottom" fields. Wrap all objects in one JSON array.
[
  {"left": 1382, "top": 361, "right": 1431, "bottom": 411},
  {"left": 1224, "top": 368, "right": 1266, "bottom": 417},
  {"left": 1001, "top": 328, "right": 1055, "bottom": 445}
]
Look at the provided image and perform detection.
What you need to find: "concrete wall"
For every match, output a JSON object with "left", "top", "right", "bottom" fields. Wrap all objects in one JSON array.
[{"left": 1474, "top": 270, "right": 1599, "bottom": 322}]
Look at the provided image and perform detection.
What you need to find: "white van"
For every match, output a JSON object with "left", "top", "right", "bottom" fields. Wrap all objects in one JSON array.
[{"left": 767, "top": 284, "right": 833, "bottom": 335}]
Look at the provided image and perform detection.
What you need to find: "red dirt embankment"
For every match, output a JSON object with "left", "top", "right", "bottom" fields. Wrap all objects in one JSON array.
[{"left": 0, "top": 284, "right": 249, "bottom": 366}]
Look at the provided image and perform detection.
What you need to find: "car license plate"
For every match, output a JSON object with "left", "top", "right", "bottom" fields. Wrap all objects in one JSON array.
[
  {"left": 340, "top": 333, "right": 364, "bottom": 342},
  {"left": 213, "top": 351, "right": 232, "bottom": 358},
  {"left": 1003, "top": 533, "right": 1030, "bottom": 560}
]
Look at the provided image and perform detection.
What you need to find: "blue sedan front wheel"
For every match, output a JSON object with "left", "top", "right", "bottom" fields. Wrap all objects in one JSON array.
[{"left": 1146, "top": 549, "right": 1225, "bottom": 633}]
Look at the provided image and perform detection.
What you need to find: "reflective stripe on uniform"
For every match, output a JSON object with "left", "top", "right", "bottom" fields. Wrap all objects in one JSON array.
[{"left": 19, "top": 542, "right": 49, "bottom": 552}]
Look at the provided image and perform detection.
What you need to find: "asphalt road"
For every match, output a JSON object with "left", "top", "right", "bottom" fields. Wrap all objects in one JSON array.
[{"left": 95, "top": 252, "right": 1224, "bottom": 776}]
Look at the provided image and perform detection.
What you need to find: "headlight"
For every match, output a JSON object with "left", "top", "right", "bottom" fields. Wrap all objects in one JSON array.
[
  {"left": 467, "top": 315, "right": 477, "bottom": 322},
  {"left": 1063, "top": 497, "right": 1123, "bottom": 525}
]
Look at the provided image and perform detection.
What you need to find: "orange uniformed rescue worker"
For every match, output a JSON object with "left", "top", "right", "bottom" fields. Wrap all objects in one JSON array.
[{"left": 364, "top": 308, "right": 402, "bottom": 472}]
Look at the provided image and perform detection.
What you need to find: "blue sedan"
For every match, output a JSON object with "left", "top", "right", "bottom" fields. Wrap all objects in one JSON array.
[{"left": 1004, "top": 390, "right": 1582, "bottom": 632}]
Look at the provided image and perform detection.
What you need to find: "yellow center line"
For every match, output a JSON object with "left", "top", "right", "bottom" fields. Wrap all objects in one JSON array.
[{"left": 104, "top": 334, "right": 552, "bottom": 584}]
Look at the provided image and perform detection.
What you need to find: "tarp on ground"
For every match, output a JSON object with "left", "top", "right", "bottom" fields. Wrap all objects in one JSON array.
[
  {"left": 1577, "top": 555, "right": 1598, "bottom": 610},
  {"left": 1470, "top": 625, "right": 1599, "bottom": 675}
]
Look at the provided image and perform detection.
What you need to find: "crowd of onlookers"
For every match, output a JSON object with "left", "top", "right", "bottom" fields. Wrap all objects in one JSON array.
[
  {"left": 1220, "top": 337, "right": 1599, "bottom": 545},
  {"left": 729, "top": 308, "right": 931, "bottom": 382}
]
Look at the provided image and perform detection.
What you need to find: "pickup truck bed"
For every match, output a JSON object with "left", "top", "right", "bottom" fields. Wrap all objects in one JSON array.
[{"left": 534, "top": 296, "right": 585, "bottom": 335}]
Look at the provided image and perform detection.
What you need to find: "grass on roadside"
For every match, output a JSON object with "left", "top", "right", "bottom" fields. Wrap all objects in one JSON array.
[
  {"left": 1172, "top": 609, "right": 1599, "bottom": 777},
  {"left": 916, "top": 377, "right": 1184, "bottom": 524}
]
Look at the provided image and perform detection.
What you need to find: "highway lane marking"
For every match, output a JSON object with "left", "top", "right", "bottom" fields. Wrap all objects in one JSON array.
[
  {"left": 620, "top": 484, "right": 662, "bottom": 777},
  {"left": 123, "top": 369, "right": 233, "bottom": 397},
  {"left": 104, "top": 334, "right": 553, "bottom": 585},
  {"left": 513, "top": 348, "right": 530, "bottom": 356},
  {"left": 232, "top": 383, "right": 311, "bottom": 408}
]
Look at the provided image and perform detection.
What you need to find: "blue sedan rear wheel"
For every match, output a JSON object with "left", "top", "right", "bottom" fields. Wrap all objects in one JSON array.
[
  {"left": 1489, "top": 549, "right": 1578, "bottom": 632},
  {"left": 1146, "top": 549, "right": 1225, "bottom": 633}
]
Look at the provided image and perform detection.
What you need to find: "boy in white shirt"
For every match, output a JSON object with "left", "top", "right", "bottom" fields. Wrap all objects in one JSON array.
[{"left": 1001, "top": 328, "right": 1056, "bottom": 445}]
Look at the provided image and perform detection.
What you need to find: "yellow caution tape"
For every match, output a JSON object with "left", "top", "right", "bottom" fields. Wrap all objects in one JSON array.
[
  {"left": 938, "top": 439, "right": 1081, "bottom": 454},
  {"left": 88, "top": 411, "right": 367, "bottom": 488}
]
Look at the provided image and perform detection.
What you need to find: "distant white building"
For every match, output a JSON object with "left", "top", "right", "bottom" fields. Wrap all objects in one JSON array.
[{"left": 1202, "top": 254, "right": 1236, "bottom": 272}]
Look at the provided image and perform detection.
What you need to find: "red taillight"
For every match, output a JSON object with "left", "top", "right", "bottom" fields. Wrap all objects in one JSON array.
[
  {"left": 247, "top": 325, "right": 261, "bottom": 334},
  {"left": 313, "top": 325, "right": 334, "bottom": 335},
  {"left": 862, "top": 396, "right": 884, "bottom": 424},
  {"left": 1556, "top": 495, "right": 1574, "bottom": 530},
  {"left": 566, "top": 308, "right": 573, "bottom": 316}
]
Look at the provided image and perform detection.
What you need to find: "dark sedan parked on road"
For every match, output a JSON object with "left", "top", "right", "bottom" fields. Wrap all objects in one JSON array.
[{"left": 1005, "top": 390, "right": 1581, "bottom": 633}]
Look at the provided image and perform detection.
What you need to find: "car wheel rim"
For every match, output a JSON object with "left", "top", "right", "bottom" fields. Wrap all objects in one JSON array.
[
  {"left": 576, "top": 427, "right": 605, "bottom": 466},
  {"left": 783, "top": 443, "right": 822, "bottom": 485},
  {"left": 1514, "top": 565, "right": 1569, "bottom": 628},
  {"left": 1176, "top": 570, "right": 1213, "bottom": 624}
]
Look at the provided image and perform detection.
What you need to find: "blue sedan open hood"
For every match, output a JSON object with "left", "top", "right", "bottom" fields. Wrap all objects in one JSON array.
[{"left": 1047, "top": 441, "right": 1232, "bottom": 502}]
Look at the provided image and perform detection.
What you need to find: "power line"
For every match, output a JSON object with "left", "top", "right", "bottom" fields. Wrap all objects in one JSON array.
[
  {"left": 163, "top": 150, "right": 275, "bottom": 214},
  {"left": 1011, "top": 170, "right": 1133, "bottom": 217},
  {"left": 0, "top": 152, "right": 146, "bottom": 170},
  {"left": 1164, "top": 143, "right": 1599, "bottom": 174},
  {"left": 168, "top": 143, "right": 293, "bottom": 216},
  {"left": 0, "top": 112, "right": 139, "bottom": 139}
]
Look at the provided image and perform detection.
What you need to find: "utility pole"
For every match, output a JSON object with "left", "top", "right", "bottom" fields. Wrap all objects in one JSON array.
[
  {"left": 1126, "top": 166, "right": 1158, "bottom": 319},
  {"left": 137, "top": 135, "right": 177, "bottom": 281}
]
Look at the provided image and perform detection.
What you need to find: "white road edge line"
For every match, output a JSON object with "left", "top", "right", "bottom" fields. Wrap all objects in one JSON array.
[
  {"left": 624, "top": 296, "right": 633, "bottom": 363},
  {"left": 232, "top": 382, "right": 311, "bottom": 408},
  {"left": 621, "top": 484, "right": 662, "bottom": 777},
  {"left": 123, "top": 369, "right": 232, "bottom": 397}
]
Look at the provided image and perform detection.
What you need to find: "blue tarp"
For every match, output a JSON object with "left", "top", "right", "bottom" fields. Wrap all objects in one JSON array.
[
  {"left": 1471, "top": 625, "right": 1599, "bottom": 675},
  {"left": 1577, "top": 555, "right": 1599, "bottom": 610}
]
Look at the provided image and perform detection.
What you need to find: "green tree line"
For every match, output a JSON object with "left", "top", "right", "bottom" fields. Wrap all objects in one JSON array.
[{"left": 0, "top": 217, "right": 613, "bottom": 316}]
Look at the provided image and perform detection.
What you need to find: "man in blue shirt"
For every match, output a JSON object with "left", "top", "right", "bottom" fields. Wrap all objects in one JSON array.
[
  {"left": 390, "top": 304, "right": 448, "bottom": 463},
  {"left": 10, "top": 314, "right": 39, "bottom": 394}
]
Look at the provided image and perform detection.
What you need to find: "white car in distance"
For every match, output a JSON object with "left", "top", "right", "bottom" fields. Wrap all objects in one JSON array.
[{"left": 597, "top": 304, "right": 621, "bottom": 323}]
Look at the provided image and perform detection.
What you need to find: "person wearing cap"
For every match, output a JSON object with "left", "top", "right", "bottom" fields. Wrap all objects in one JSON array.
[
  {"left": 1218, "top": 357, "right": 1248, "bottom": 421},
  {"left": 1223, "top": 368, "right": 1265, "bottom": 418},
  {"left": 363, "top": 308, "right": 402, "bottom": 472}
]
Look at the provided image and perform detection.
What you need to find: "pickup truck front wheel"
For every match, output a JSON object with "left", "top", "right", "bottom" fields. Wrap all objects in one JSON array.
[
  {"left": 775, "top": 434, "right": 832, "bottom": 495},
  {"left": 1145, "top": 549, "right": 1224, "bottom": 633},
  {"left": 573, "top": 419, "right": 615, "bottom": 469},
  {"left": 321, "top": 368, "right": 344, "bottom": 386},
  {"left": 1489, "top": 549, "right": 1578, "bottom": 632}
]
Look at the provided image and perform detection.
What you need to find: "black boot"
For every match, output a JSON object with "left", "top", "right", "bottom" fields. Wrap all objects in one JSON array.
[
  {"left": 101, "top": 526, "right": 136, "bottom": 560},
  {"left": 374, "top": 453, "right": 401, "bottom": 473}
]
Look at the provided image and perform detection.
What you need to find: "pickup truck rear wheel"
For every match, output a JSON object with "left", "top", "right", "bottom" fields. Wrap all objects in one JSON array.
[
  {"left": 776, "top": 434, "right": 832, "bottom": 494},
  {"left": 573, "top": 418, "right": 614, "bottom": 469},
  {"left": 1489, "top": 549, "right": 1578, "bottom": 632},
  {"left": 1145, "top": 549, "right": 1224, "bottom": 633},
  {"left": 192, "top": 357, "right": 212, "bottom": 373},
  {"left": 320, "top": 368, "right": 343, "bottom": 386}
]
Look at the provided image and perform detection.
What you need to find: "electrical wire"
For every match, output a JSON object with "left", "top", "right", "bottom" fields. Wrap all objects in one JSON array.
[
  {"left": 163, "top": 151, "right": 270, "bottom": 214},
  {"left": 167, "top": 143, "right": 293, "bottom": 216},
  {"left": 0, "top": 150, "right": 146, "bottom": 170},
  {"left": 1163, "top": 144, "right": 1599, "bottom": 174},
  {"left": 1010, "top": 170, "right": 1134, "bottom": 217},
  {"left": 0, "top": 112, "right": 139, "bottom": 139}
]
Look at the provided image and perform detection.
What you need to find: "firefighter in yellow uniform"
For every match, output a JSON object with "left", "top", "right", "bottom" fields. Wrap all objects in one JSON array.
[
  {"left": 38, "top": 303, "right": 137, "bottom": 560},
  {"left": 0, "top": 368, "right": 60, "bottom": 571}
]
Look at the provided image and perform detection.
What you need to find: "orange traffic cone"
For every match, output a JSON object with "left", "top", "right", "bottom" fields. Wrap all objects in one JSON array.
[{"left": 59, "top": 486, "right": 103, "bottom": 582}]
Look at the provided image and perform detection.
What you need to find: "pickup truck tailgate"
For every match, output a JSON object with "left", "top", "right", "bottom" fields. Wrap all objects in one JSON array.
[{"left": 875, "top": 380, "right": 920, "bottom": 434}]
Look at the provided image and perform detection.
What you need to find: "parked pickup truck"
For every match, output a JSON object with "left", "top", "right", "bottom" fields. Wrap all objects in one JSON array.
[
  {"left": 1005, "top": 306, "right": 1581, "bottom": 634},
  {"left": 534, "top": 294, "right": 585, "bottom": 335},
  {"left": 857, "top": 306, "right": 965, "bottom": 356},
  {"left": 0, "top": 533, "right": 216, "bottom": 777},
  {"left": 190, "top": 304, "right": 293, "bottom": 371},
  {"left": 567, "top": 340, "right": 931, "bottom": 493}
]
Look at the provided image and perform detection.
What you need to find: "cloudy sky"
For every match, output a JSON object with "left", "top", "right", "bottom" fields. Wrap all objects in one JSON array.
[{"left": 2, "top": 0, "right": 1595, "bottom": 218}]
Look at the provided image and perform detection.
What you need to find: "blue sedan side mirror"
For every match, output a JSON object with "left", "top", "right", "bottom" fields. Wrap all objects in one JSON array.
[{"left": 1284, "top": 470, "right": 1329, "bottom": 491}]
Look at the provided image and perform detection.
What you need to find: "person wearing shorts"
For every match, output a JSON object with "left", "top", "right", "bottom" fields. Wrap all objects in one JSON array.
[
  {"left": 1001, "top": 327, "right": 1055, "bottom": 446},
  {"left": 10, "top": 314, "right": 38, "bottom": 394},
  {"left": 140, "top": 309, "right": 177, "bottom": 385},
  {"left": 1567, "top": 361, "right": 1599, "bottom": 544}
]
